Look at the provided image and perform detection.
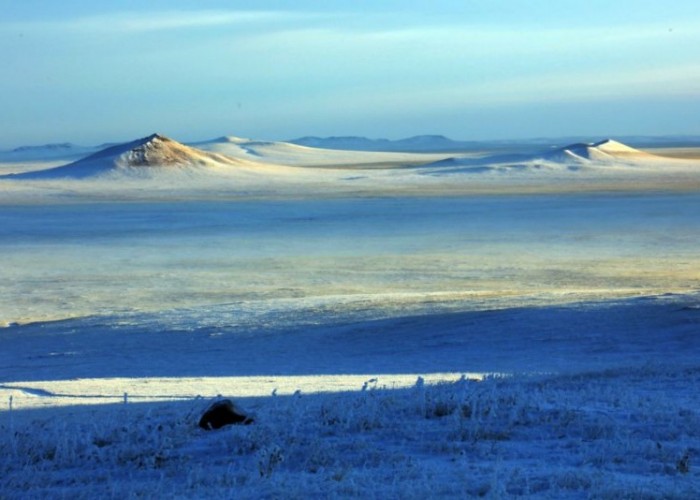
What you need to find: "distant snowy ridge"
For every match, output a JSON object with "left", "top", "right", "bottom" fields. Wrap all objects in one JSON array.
[
  {"left": 195, "top": 135, "right": 252, "bottom": 145},
  {"left": 196, "top": 135, "right": 322, "bottom": 158},
  {"left": 288, "top": 135, "right": 478, "bottom": 152},
  {"left": 289, "top": 135, "right": 700, "bottom": 152},
  {"left": 194, "top": 134, "right": 451, "bottom": 167},
  {"left": 421, "top": 139, "right": 667, "bottom": 174}
]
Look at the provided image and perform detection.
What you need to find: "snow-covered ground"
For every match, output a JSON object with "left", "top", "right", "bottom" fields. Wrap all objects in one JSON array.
[
  {"left": 1, "top": 138, "right": 699, "bottom": 497},
  {"left": 3, "top": 366, "right": 699, "bottom": 498}
]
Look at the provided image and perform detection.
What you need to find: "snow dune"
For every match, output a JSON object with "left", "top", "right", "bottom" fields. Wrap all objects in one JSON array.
[{"left": 194, "top": 135, "right": 449, "bottom": 168}]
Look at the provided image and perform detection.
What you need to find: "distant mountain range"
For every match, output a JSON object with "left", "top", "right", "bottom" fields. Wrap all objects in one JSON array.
[
  {"left": 11, "top": 142, "right": 75, "bottom": 153},
  {"left": 0, "top": 142, "right": 97, "bottom": 162}
]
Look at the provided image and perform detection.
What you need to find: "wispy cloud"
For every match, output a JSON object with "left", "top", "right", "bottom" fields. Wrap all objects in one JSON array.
[
  {"left": 5, "top": 10, "right": 320, "bottom": 35},
  {"left": 104, "top": 11, "right": 289, "bottom": 32},
  {"left": 230, "top": 20, "right": 700, "bottom": 69}
]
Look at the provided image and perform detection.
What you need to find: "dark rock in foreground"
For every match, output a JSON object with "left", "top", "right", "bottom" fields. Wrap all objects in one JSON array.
[{"left": 199, "top": 399, "right": 254, "bottom": 430}]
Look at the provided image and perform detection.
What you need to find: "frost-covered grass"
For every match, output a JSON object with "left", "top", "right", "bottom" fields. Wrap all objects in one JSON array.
[{"left": 2, "top": 365, "right": 698, "bottom": 498}]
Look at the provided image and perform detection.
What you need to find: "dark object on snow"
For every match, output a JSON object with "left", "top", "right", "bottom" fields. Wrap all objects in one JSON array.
[
  {"left": 199, "top": 399, "right": 253, "bottom": 430},
  {"left": 678, "top": 452, "right": 690, "bottom": 474}
]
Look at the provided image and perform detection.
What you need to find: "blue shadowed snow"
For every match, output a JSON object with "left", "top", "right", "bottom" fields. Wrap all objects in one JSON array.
[{"left": 1, "top": 293, "right": 699, "bottom": 383}]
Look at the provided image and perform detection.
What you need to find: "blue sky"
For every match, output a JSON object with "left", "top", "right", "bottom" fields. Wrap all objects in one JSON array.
[{"left": 2, "top": 1, "right": 699, "bottom": 147}]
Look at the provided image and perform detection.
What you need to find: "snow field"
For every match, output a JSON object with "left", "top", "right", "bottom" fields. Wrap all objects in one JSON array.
[{"left": 2, "top": 366, "right": 698, "bottom": 498}]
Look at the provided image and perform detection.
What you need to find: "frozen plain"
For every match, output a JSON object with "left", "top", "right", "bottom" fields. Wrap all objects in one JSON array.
[{"left": 1, "top": 137, "right": 699, "bottom": 497}]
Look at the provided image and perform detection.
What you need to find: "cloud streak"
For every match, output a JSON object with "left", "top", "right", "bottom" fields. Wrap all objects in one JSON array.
[{"left": 4, "top": 10, "right": 320, "bottom": 35}]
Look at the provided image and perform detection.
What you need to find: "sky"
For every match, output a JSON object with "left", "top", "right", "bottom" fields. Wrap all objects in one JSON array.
[{"left": 1, "top": 0, "right": 700, "bottom": 147}]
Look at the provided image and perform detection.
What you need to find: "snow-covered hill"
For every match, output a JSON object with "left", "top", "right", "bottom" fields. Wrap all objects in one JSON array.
[
  {"left": 4, "top": 134, "right": 267, "bottom": 179},
  {"left": 542, "top": 139, "right": 662, "bottom": 164}
]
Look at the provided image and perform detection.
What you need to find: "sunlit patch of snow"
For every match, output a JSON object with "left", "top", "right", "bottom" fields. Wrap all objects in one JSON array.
[{"left": 0, "top": 373, "right": 484, "bottom": 410}]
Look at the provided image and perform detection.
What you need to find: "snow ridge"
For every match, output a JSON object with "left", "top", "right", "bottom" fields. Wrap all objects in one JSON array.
[{"left": 289, "top": 135, "right": 473, "bottom": 152}]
